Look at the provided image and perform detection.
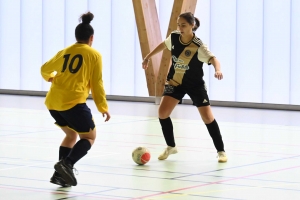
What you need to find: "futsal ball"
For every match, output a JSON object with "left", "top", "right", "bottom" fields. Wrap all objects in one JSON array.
[{"left": 132, "top": 147, "right": 151, "bottom": 165}]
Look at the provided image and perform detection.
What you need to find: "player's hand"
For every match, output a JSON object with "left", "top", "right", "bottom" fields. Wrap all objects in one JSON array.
[
  {"left": 102, "top": 111, "right": 111, "bottom": 122},
  {"left": 214, "top": 70, "right": 223, "bottom": 80},
  {"left": 142, "top": 59, "right": 150, "bottom": 70},
  {"left": 48, "top": 78, "right": 53, "bottom": 82}
]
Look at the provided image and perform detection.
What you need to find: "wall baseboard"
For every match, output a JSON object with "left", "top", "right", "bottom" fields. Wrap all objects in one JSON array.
[{"left": 1, "top": 89, "right": 299, "bottom": 111}]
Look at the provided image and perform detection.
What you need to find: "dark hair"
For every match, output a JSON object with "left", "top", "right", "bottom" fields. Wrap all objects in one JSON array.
[
  {"left": 75, "top": 12, "right": 94, "bottom": 41},
  {"left": 178, "top": 12, "right": 200, "bottom": 32}
]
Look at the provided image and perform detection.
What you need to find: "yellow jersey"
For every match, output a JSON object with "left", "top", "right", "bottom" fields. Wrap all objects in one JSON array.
[{"left": 41, "top": 43, "right": 108, "bottom": 113}]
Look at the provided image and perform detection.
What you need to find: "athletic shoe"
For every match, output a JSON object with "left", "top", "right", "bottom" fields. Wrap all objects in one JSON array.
[
  {"left": 50, "top": 172, "right": 71, "bottom": 187},
  {"left": 158, "top": 146, "right": 178, "bottom": 160},
  {"left": 54, "top": 159, "right": 77, "bottom": 186},
  {"left": 217, "top": 151, "right": 228, "bottom": 163}
]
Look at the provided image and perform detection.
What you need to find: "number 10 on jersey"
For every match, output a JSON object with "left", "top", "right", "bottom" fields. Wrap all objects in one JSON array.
[{"left": 62, "top": 54, "right": 83, "bottom": 74}]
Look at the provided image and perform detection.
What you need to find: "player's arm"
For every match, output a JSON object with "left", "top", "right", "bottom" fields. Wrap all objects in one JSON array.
[
  {"left": 198, "top": 44, "right": 223, "bottom": 80},
  {"left": 143, "top": 42, "right": 167, "bottom": 61},
  {"left": 90, "top": 55, "right": 110, "bottom": 122},
  {"left": 142, "top": 33, "right": 171, "bottom": 69},
  {"left": 40, "top": 52, "right": 61, "bottom": 82},
  {"left": 142, "top": 42, "right": 167, "bottom": 69},
  {"left": 209, "top": 57, "right": 222, "bottom": 80}
]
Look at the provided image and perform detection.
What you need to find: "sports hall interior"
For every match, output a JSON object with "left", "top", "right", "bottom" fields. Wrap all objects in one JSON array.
[{"left": 0, "top": 0, "right": 299, "bottom": 200}]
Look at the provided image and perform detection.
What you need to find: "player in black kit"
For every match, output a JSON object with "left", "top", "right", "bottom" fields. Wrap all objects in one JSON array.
[{"left": 142, "top": 12, "right": 227, "bottom": 162}]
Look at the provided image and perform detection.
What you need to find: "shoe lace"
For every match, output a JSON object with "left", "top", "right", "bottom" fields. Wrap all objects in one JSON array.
[
  {"left": 73, "top": 167, "right": 79, "bottom": 175},
  {"left": 67, "top": 163, "right": 79, "bottom": 175}
]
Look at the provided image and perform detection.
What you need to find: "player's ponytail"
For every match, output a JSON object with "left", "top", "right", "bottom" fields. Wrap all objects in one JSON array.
[
  {"left": 193, "top": 17, "right": 200, "bottom": 32},
  {"left": 75, "top": 12, "right": 94, "bottom": 41}
]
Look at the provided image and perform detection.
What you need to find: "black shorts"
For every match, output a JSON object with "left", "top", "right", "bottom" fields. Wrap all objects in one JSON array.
[
  {"left": 163, "top": 84, "right": 210, "bottom": 107},
  {"left": 49, "top": 103, "right": 95, "bottom": 134}
]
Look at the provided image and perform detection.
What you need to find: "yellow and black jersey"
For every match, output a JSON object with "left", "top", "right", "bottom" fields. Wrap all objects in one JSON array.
[
  {"left": 41, "top": 43, "right": 108, "bottom": 113},
  {"left": 164, "top": 30, "right": 215, "bottom": 87}
]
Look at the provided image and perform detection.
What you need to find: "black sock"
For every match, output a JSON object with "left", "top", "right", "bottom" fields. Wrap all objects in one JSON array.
[
  {"left": 55, "top": 146, "right": 72, "bottom": 177},
  {"left": 159, "top": 117, "right": 175, "bottom": 147},
  {"left": 205, "top": 119, "right": 225, "bottom": 152},
  {"left": 59, "top": 146, "right": 72, "bottom": 160},
  {"left": 65, "top": 139, "right": 91, "bottom": 166}
]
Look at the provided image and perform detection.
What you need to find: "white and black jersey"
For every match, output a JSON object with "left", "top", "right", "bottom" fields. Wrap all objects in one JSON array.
[{"left": 164, "top": 30, "right": 215, "bottom": 87}]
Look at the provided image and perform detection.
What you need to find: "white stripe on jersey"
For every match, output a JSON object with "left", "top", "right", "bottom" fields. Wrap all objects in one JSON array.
[{"left": 193, "top": 37, "right": 203, "bottom": 46}]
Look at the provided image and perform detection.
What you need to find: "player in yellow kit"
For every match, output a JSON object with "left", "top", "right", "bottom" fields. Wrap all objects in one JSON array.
[{"left": 41, "top": 12, "right": 110, "bottom": 187}]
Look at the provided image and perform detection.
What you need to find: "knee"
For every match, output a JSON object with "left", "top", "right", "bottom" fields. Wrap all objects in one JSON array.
[
  {"left": 159, "top": 114, "right": 169, "bottom": 119},
  {"left": 79, "top": 129, "right": 96, "bottom": 145},
  {"left": 81, "top": 138, "right": 95, "bottom": 146},
  {"left": 79, "top": 136, "right": 95, "bottom": 146},
  {"left": 80, "top": 135, "right": 96, "bottom": 145},
  {"left": 66, "top": 132, "right": 78, "bottom": 141},
  {"left": 201, "top": 115, "right": 214, "bottom": 124},
  {"left": 158, "top": 106, "right": 170, "bottom": 119}
]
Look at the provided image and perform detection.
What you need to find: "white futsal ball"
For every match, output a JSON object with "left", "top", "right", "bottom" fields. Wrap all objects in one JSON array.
[{"left": 132, "top": 147, "right": 151, "bottom": 165}]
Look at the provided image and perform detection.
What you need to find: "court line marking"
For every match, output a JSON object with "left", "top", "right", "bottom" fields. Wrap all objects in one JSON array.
[
  {"left": 0, "top": 138, "right": 297, "bottom": 158},
  {"left": 1, "top": 171, "right": 299, "bottom": 199},
  {"left": 0, "top": 176, "right": 166, "bottom": 194},
  {"left": 173, "top": 155, "right": 300, "bottom": 179},
  {"left": 0, "top": 185, "right": 125, "bottom": 200},
  {"left": 2, "top": 129, "right": 299, "bottom": 150},
  {"left": 3, "top": 139, "right": 291, "bottom": 159},
  {"left": 0, "top": 161, "right": 53, "bottom": 171},
  {"left": 0, "top": 155, "right": 202, "bottom": 177},
  {"left": 132, "top": 165, "right": 300, "bottom": 200},
  {"left": 85, "top": 139, "right": 299, "bottom": 156},
  {"left": 0, "top": 144, "right": 299, "bottom": 178},
  {"left": 56, "top": 188, "right": 123, "bottom": 200},
  {"left": 157, "top": 181, "right": 300, "bottom": 200},
  {"left": 2, "top": 107, "right": 300, "bottom": 131},
  {"left": 169, "top": 193, "right": 243, "bottom": 200},
  {"left": 3, "top": 171, "right": 299, "bottom": 193},
  {"left": 80, "top": 130, "right": 300, "bottom": 148},
  {"left": 0, "top": 153, "right": 120, "bottom": 171},
  {"left": 0, "top": 119, "right": 157, "bottom": 137},
  {"left": 202, "top": 174, "right": 300, "bottom": 184},
  {"left": 2, "top": 156, "right": 300, "bottom": 194},
  {"left": 0, "top": 185, "right": 76, "bottom": 195}
]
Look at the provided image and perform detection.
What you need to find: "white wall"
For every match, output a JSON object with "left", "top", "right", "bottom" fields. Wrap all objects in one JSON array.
[
  {"left": 0, "top": 0, "right": 299, "bottom": 105},
  {"left": 0, "top": 0, "right": 21, "bottom": 90}
]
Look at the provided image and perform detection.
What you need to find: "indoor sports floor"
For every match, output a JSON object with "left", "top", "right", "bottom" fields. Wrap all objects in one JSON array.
[{"left": 0, "top": 94, "right": 299, "bottom": 200}]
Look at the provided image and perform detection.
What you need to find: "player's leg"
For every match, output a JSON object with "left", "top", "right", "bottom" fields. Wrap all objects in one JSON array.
[
  {"left": 158, "top": 85, "right": 184, "bottom": 160},
  {"left": 187, "top": 85, "right": 227, "bottom": 162},
  {"left": 64, "top": 129, "right": 95, "bottom": 168},
  {"left": 197, "top": 105, "right": 227, "bottom": 162},
  {"left": 49, "top": 111, "right": 78, "bottom": 187},
  {"left": 51, "top": 127, "right": 78, "bottom": 187},
  {"left": 60, "top": 126, "right": 78, "bottom": 148},
  {"left": 54, "top": 104, "right": 95, "bottom": 186},
  {"left": 159, "top": 96, "right": 179, "bottom": 146}
]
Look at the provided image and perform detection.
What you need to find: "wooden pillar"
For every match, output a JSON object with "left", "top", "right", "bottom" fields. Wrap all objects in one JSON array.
[
  {"left": 132, "top": 0, "right": 162, "bottom": 96},
  {"left": 155, "top": 0, "right": 197, "bottom": 96}
]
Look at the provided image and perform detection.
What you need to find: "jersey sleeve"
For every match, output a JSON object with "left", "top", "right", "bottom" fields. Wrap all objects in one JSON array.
[
  {"left": 164, "top": 33, "right": 172, "bottom": 51},
  {"left": 40, "top": 51, "right": 63, "bottom": 81},
  {"left": 197, "top": 44, "right": 215, "bottom": 64},
  {"left": 90, "top": 54, "right": 108, "bottom": 113}
]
